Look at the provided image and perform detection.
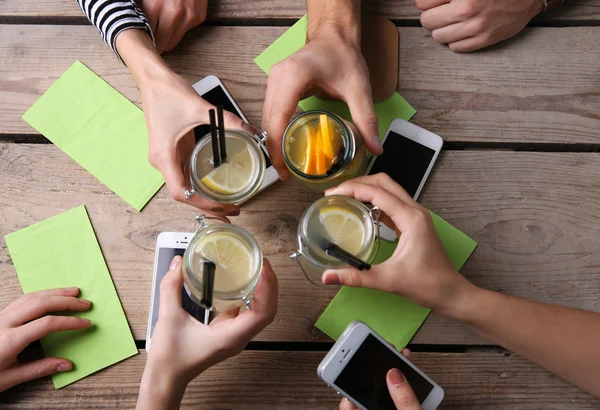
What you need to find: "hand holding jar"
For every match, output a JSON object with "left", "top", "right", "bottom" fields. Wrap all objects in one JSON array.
[{"left": 321, "top": 173, "right": 476, "bottom": 315}]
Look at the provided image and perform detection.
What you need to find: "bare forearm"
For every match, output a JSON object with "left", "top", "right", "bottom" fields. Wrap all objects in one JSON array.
[
  {"left": 306, "top": 0, "right": 361, "bottom": 44},
  {"left": 114, "top": 29, "right": 172, "bottom": 90},
  {"left": 450, "top": 286, "right": 600, "bottom": 396}
]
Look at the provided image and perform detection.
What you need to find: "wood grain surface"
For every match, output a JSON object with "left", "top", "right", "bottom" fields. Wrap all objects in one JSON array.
[
  {"left": 2, "top": 143, "right": 599, "bottom": 344},
  {"left": 1, "top": 350, "right": 598, "bottom": 409},
  {"left": 2, "top": 25, "right": 600, "bottom": 144},
  {"left": 0, "top": 0, "right": 597, "bottom": 22}
]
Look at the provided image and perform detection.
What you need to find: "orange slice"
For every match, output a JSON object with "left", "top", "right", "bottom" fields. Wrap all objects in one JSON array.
[
  {"left": 320, "top": 114, "right": 335, "bottom": 168},
  {"left": 303, "top": 125, "right": 317, "bottom": 175},
  {"left": 316, "top": 126, "right": 327, "bottom": 175}
]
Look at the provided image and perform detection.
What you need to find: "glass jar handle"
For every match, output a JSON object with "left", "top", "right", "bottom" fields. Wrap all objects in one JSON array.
[
  {"left": 290, "top": 250, "right": 327, "bottom": 287},
  {"left": 184, "top": 157, "right": 197, "bottom": 200},
  {"left": 367, "top": 205, "right": 382, "bottom": 265}
]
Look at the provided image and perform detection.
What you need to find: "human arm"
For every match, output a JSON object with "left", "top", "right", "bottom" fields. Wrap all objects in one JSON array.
[
  {"left": 261, "top": 0, "right": 382, "bottom": 179},
  {"left": 0, "top": 288, "right": 92, "bottom": 391},
  {"left": 136, "top": 256, "right": 278, "bottom": 409},
  {"left": 323, "top": 173, "right": 600, "bottom": 397}
]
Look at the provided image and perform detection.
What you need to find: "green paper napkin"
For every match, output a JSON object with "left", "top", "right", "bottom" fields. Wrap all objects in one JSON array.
[
  {"left": 22, "top": 61, "right": 163, "bottom": 211},
  {"left": 254, "top": 16, "right": 416, "bottom": 136},
  {"left": 5, "top": 206, "right": 138, "bottom": 388},
  {"left": 315, "top": 213, "right": 477, "bottom": 348}
]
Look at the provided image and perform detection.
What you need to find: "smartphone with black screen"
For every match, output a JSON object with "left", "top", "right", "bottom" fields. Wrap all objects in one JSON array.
[
  {"left": 318, "top": 321, "right": 444, "bottom": 410},
  {"left": 365, "top": 119, "right": 443, "bottom": 240}
]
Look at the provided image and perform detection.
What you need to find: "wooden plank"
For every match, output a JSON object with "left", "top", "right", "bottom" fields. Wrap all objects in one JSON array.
[
  {"left": 1, "top": 0, "right": 598, "bottom": 22},
  {"left": 1, "top": 350, "right": 598, "bottom": 409},
  {"left": 2, "top": 143, "right": 600, "bottom": 344},
  {"left": 2, "top": 25, "right": 600, "bottom": 144}
]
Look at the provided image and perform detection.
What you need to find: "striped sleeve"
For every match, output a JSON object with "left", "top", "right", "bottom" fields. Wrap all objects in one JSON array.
[{"left": 76, "top": 0, "right": 155, "bottom": 57}]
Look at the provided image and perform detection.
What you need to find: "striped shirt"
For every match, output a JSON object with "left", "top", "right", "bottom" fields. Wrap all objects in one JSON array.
[{"left": 76, "top": 0, "right": 154, "bottom": 57}]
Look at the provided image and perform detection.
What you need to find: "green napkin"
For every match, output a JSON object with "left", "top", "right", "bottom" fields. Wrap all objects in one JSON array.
[
  {"left": 254, "top": 15, "right": 416, "bottom": 135},
  {"left": 315, "top": 213, "right": 477, "bottom": 348},
  {"left": 22, "top": 61, "right": 163, "bottom": 211},
  {"left": 5, "top": 206, "right": 138, "bottom": 388}
]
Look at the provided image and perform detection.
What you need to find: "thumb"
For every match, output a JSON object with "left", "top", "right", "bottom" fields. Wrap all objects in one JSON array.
[
  {"left": 159, "top": 256, "right": 184, "bottom": 317},
  {"left": 345, "top": 78, "right": 383, "bottom": 155},
  {"left": 321, "top": 266, "right": 381, "bottom": 289},
  {"left": 387, "top": 368, "right": 422, "bottom": 410},
  {"left": 1, "top": 358, "right": 72, "bottom": 391}
]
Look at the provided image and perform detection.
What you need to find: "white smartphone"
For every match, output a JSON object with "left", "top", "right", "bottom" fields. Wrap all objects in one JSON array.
[
  {"left": 192, "top": 75, "right": 279, "bottom": 198},
  {"left": 146, "top": 232, "right": 208, "bottom": 351},
  {"left": 365, "top": 119, "right": 443, "bottom": 241},
  {"left": 318, "top": 321, "right": 444, "bottom": 410}
]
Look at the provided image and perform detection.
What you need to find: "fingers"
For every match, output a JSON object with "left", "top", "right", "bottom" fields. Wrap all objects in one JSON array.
[
  {"left": 334, "top": 173, "right": 419, "bottom": 208},
  {"left": 401, "top": 348, "right": 413, "bottom": 361},
  {"left": 322, "top": 266, "right": 383, "bottom": 290},
  {"left": 154, "top": 6, "right": 182, "bottom": 54},
  {"left": 159, "top": 256, "right": 184, "bottom": 318},
  {"left": 0, "top": 358, "right": 73, "bottom": 392},
  {"left": 262, "top": 59, "right": 311, "bottom": 179},
  {"left": 344, "top": 76, "right": 382, "bottom": 155},
  {"left": 415, "top": 0, "right": 449, "bottom": 11},
  {"left": 1, "top": 287, "right": 79, "bottom": 316},
  {"left": 431, "top": 20, "right": 480, "bottom": 45},
  {"left": 15, "top": 316, "right": 91, "bottom": 349},
  {"left": 448, "top": 36, "right": 489, "bottom": 53},
  {"left": 339, "top": 397, "right": 360, "bottom": 410},
  {"left": 5, "top": 296, "right": 91, "bottom": 328},
  {"left": 164, "top": 20, "right": 186, "bottom": 53},
  {"left": 420, "top": 3, "right": 463, "bottom": 30},
  {"left": 387, "top": 368, "right": 422, "bottom": 409},
  {"left": 326, "top": 180, "right": 420, "bottom": 234}
]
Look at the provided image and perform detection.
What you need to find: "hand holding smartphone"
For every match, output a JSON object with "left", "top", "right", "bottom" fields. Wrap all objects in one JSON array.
[{"left": 318, "top": 322, "right": 444, "bottom": 410}]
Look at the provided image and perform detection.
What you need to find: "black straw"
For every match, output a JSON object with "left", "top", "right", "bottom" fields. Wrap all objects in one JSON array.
[
  {"left": 200, "top": 260, "right": 216, "bottom": 309},
  {"left": 217, "top": 105, "right": 227, "bottom": 163},
  {"left": 209, "top": 109, "right": 220, "bottom": 167},
  {"left": 325, "top": 244, "right": 371, "bottom": 271}
]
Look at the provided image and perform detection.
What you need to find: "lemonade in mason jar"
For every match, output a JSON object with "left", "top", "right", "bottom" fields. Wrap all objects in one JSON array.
[
  {"left": 291, "top": 196, "right": 381, "bottom": 285},
  {"left": 183, "top": 217, "right": 263, "bottom": 312},
  {"left": 282, "top": 111, "right": 369, "bottom": 191},
  {"left": 185, "top": 129, "right": 266, "bottom": 205}
]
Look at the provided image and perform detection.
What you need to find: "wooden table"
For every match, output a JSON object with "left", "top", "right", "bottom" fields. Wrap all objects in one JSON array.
[{"left": 1, "top": 1, "right": 600, "bottom": 408}]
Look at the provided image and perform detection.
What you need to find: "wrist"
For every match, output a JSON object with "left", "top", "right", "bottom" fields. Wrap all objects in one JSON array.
[
  {"left": 306, "top": 1, "right": 361, "bottom": 47},
  {"left": 115, "top": 29, "right": 173, "bottom": 90},
  {"left": 138, "top": 360, "right": 190, "bottom": 410},
  {"left": 435, "top": 275, "right": 483, "bottom": 321}
]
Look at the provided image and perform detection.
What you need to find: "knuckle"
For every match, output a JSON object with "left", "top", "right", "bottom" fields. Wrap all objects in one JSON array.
[
  {"left": 37, "top": 364, "right": 52, "bottom": 378},
  {"left": 458, "top": 0, "right": 477, "bottom": 18},
  {"left": 347, "top": 270, "right": 364, "bottom": 288},
  {"left": 170, "top": 189, "right": 186, "bottom": 202},
  {"left": 472, "top": 18, "right": 486, "bottom": 35},
  {"left": 375, "top": 172, "right": 392, "bottom": 184}
]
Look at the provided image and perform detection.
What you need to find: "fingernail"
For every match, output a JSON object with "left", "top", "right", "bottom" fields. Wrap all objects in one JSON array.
[
  {"left": 388, "top": 368, "right": 404, "bottom": 385},
  {"left": 227, "top": 209, "right": 240, "bottom": 217},
  {"left": 371, "top": 136, "right": 383, "bottom": 152},
  {"left": 79, "top": 318, "right": 91, "bottom": 325},
  {"left": 79, "top": 299, "right": 91, "bottom": 307},
  {"left": 57, "top": 363, "right": 72, "bottom": 372},
  {"left": 322, "top": 273, "right": 341, "bottom": 285},
  {"left": 170, "top": 256, "right": 182, "bottom": 271},
  {"left": 65, "top": 287, "right": 78, "bottom": 292}
]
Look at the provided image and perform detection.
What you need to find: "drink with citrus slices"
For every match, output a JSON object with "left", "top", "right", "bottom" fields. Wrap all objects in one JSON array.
[
  {"left": 282, "top": 111, "right": 369, "bottom": 191},
  {"left": 291, "top": 195, "right": 380, "bottom": 285},
  {"left": 186, "top": 129, "right": 266, "bottom": 205},
  {"left": 183, "top": 218, "right": 263, "bottom": 312}
]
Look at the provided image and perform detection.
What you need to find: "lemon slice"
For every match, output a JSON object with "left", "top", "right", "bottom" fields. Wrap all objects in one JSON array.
[
  {"left": 319, "top": 206, "right": 365, "bottom": 255},
  {"left": 194, "top": 232, "right": 253, "bottom": 292},
  {"left": 201, "top": 146, "right": 256, "bottom": 195}
]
